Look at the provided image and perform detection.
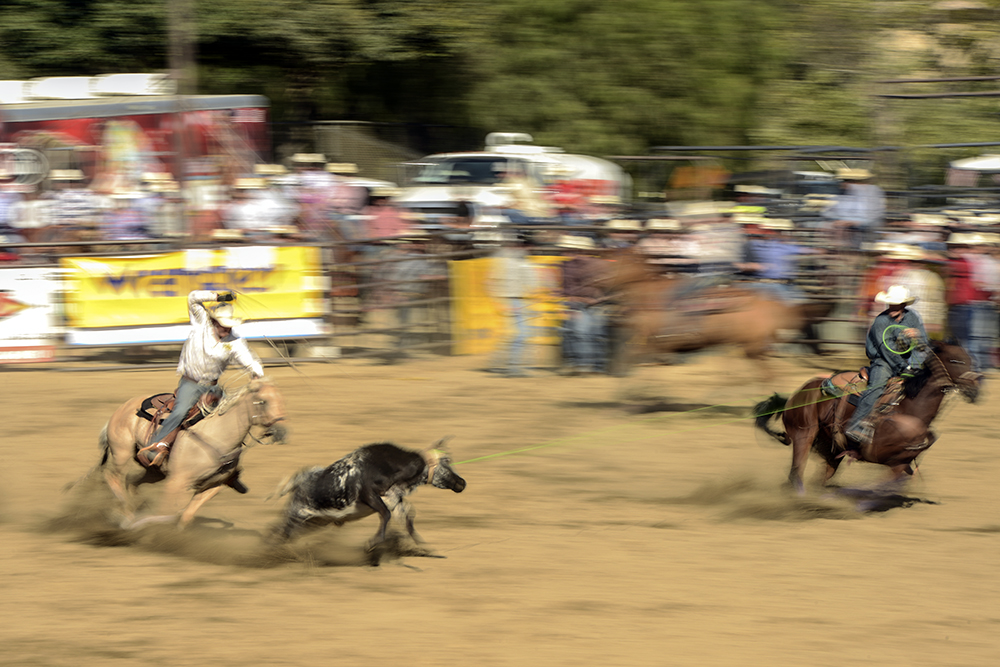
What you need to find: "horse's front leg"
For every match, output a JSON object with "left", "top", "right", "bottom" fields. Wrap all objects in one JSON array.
[{"left": 178, "top": 487, "right": 223, "bottom": 528}]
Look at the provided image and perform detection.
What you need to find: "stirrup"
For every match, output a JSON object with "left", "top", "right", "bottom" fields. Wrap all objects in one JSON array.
[{"left": 137, "top": 443, "right": 170, "bottom": 468}]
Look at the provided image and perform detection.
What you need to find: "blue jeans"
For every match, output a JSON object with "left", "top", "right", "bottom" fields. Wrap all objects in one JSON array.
[
  {"left": 846, "top": 361, "right": 893, "bottom": 433},
  {"left": 494, "top": 298, "right": 533, "bottom": 372},
  {"left": 149, "top": 377, "right": 217, "bottom": 445},
  {"left": 563, "top": 303, "right": 608, "bottom": 372},
  {"left": 969, "top": 301, "right": 996, "bottom": 371},
  {"left": 949, "top": 303, "right": 973, "bottom": 353}
]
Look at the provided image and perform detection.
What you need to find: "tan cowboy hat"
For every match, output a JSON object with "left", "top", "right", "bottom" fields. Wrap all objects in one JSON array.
[
  {"left": 556, "top": 235, "right": 597, "bottom": 250},
  {"left": 836, "top": 168, "right": 873, "bottom": 181},
  {"left": 208, "top": 303, "right": 243, "bottom": 328},
  {"left": 874, "top": 284, "right": 918, "bottom": 306}
]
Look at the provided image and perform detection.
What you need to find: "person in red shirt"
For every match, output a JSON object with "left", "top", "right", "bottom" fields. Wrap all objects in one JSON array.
[{"left": 946, "top": 233, "right": 988, "bottom": 367}]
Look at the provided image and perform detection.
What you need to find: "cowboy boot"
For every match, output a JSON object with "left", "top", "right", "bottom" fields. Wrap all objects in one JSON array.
[{"left": 137, "top": 429, "right": 178, "bottom": 467}]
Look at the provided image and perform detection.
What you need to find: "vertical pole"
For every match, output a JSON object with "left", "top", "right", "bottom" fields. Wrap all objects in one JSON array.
[{"left": 169, "top": 0, "right": 196, "bottom": 237}]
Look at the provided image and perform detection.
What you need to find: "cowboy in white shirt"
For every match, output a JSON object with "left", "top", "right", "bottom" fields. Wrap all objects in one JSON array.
[{"left": 138, "top": 290, "right": 264, "bottom": 467}]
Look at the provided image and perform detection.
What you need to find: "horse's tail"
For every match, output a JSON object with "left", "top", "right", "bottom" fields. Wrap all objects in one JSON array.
[
  {"left": 98, "top": 423, "right": 111, "bottom": 466},
  {"left": 63, "top": 423, "right": 111, "bottom": 493},
  {"left": 752, "top": 393, "right": 790, "bottom": 446}
]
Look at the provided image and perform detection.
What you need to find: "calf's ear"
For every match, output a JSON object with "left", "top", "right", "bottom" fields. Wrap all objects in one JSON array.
[{"left": 427, "top": 435, "right": 454, "bottom": 454}]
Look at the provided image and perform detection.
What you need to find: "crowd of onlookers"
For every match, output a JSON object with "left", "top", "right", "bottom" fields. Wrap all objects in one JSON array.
[{"left": 1, "top": 156, "right": 997, "bottom": 375}]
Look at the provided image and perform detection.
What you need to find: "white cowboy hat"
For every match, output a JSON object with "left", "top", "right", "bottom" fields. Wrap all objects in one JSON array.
[
  {"left": 208, "top": 303, "right": 243, "bottom": 328},
  {"left": 874, "top": 284, "right": 918, "bottom": 306},
  {"left": 556, "top": 235, "right": 596, "bottom": 250}
]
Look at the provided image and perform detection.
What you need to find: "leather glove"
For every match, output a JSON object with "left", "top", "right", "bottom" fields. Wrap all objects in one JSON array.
[{"left": 217, "top": 291, "right": 235, "bottom": 302}]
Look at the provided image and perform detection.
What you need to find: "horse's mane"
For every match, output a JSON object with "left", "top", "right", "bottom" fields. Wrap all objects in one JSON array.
[
  {"left": 210, "top": 376, "right": 271, "bottom": 416},
  {"left": 903, "top": 341, "right": 951, "bottom": 399}
]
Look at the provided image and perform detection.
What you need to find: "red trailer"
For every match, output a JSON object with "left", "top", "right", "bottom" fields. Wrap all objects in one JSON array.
[{"left": 0, "top": 91, "right": 270, "bottom": 186}]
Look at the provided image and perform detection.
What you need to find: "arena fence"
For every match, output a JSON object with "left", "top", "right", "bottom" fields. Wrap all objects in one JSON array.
[{"left": 0, "top": 222, "right": 878, "bottom": 370}]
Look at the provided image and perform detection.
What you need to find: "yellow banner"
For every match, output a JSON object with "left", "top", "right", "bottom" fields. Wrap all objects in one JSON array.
[
  {"left": 61, "top": 246, "right": 325, "bottom": 329},
  {"left": 449, "top": 255, "right": 566, "bottom": 356}
]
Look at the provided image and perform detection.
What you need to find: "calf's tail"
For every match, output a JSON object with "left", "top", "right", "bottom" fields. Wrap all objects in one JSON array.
[
  {"left": 752, "top": 393, "right": 790, "bottom": 446},
  {"left": 265, "top": 466, "right": 321, "bottom": 502}
]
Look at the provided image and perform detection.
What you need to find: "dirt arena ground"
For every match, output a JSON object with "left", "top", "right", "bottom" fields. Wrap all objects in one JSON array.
[{"left": 1, "top": 347, "right": 999, "bottom": 667}]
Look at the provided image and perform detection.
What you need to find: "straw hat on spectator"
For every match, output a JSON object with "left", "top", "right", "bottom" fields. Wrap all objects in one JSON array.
[
  {"left": 372, "top": 185, "right": 400, "bottom": 198},
  {"left": 949, "top": 232, "right": 990, "bottom": 246},
  {"left": 759, "top": 218, "right": 794, "bottom": 231},
  {"left": 326, "top": 163, "right": 358, "bottom": 174},
  {"left": 606, "top": 219, "right": 642, "bottom": 231},
  {"left": 909, "top": 213, "right": 950, "bottom": 227},
  {"left": 874, "top": 284, "right": 918, "bottom": 306},
  {"left": 883, "top": 244, "right": 927, "bottom": 261},
  {"left": 212, "top": 229, "right": 245, "bottom": 242},
  {"left": 254, "top": 164, "right": 287, "bottom": 176},
  {"left": 150, "top": 179, "right": 179, "bottom": 193},
  {"left": 50, "top": 169, "right": 84, "bottom": 181},
  {"left": 557, "top": 235, "right": 597, "bottom": 250},
  {"left": 645, "top": 218, "right": 681, "bottom": 232},
  {"left": 836, "top": 168, "right": 873, "bottom": 181},
  {"left": 233, "top": 177, "right": 266, "bottom": 190},
  {"left": 291, "top": 153, "right": 326, "bottom": 164},
  {"left": 590, "top": 195, "right": 621, "bottom": 206}
]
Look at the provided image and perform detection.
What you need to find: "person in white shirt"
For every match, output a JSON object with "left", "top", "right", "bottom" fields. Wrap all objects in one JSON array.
[{"left": 138, "top": 290, "right": 264, "bottom": 467}]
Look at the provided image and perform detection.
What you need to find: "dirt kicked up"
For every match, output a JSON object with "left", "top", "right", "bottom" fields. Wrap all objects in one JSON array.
[{"left": 1, "top": 351, "right": 999, "bottom": 667}]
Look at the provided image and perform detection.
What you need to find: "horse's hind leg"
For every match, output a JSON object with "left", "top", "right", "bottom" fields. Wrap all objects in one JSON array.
[{"left": 787, "top": 425, "right": 818, "bottom": 495}]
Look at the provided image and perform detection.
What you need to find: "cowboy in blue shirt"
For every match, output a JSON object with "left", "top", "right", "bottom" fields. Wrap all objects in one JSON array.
[{"left": 844, "top": 285, "right": 929, "bottom": 444}]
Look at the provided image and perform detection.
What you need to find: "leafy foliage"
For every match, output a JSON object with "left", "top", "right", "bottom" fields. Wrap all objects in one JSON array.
[{"left": 1, "top": 0, "right": 1000, "bottom": 178}]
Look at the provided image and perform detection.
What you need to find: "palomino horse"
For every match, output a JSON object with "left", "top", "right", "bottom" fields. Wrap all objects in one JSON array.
[
  {"left": 599, "top": 249, "right": 832, "bottom": 378},
  {"left": 753, "top": 341, "right": 980, "bottom": 494},
  {"left": 98, "top": 378, "right": 288, "bottom": 528}
]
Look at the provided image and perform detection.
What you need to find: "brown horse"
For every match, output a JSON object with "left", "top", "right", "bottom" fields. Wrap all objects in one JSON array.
[
  {"left": 599, "top": 249, "right": 831, "bottom": 378},
  {"left": 753, "top": 341, "right": 980, "bottom": 494},
  {"left": 97, "top": 378, "right": 288, "bottom": 528}
]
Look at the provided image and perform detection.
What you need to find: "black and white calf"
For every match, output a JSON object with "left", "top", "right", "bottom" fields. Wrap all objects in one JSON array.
[{"left": 269, "top": 441, "right": 466, "bottom": 546}]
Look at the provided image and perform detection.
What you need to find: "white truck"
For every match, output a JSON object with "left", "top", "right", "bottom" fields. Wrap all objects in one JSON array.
[{"left": 394, "top": 132, "right": 631, "bottom": 225}]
